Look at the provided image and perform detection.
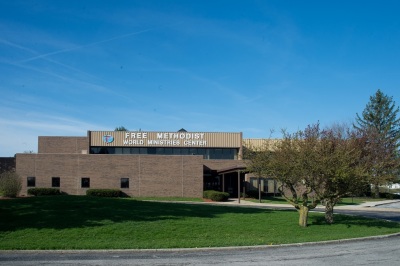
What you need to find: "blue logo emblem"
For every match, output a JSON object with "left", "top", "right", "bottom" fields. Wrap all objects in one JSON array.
[{"left": 102, "top": 135, "right": 114, "bottom": 143}]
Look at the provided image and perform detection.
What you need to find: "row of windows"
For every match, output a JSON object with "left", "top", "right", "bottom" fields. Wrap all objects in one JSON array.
[
  {"left": 90, "top": 147, "right": 238, "bottom": 160},
  {"left": 27, "top": 177, "right": 130, "bottom": 189}
]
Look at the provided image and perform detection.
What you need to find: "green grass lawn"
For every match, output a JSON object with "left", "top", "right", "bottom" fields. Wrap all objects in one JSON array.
[{"left": 0, "top": 195, "right": 399, "bottom": 250}]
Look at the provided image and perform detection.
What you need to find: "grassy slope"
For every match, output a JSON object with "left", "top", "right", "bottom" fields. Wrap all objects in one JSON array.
[{"left": 0, "top": 196, "right": 399, "bottom": 250}]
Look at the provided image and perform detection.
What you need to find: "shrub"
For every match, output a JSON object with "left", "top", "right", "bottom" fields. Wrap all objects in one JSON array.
[
  {"left": 203, "top": 190, "right": 229, "bottom": 202},
  {"left": 86, "top": 189, "right": 122, "bottom": 197},
  {"left": 379, "top": 192, "right": 400, "bottom": 199},
  {"left": 209, "top": 191, "right": 229, "bottom": 202},
  {"left": 203, "top": 190, "right": 213, "bottom": 199},
  {"left": 0, "top": 171, "right": 22, "bottom": 198},
  {"left": 28, "top": 188, "right": 61, "bottom": 196},
  {"left": 245, "top": 190, "right": 262, "bottom": 199}
]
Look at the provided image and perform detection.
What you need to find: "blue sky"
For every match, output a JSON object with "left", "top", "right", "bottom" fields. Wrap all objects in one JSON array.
[{"left": 1, "top": 0, "right": 400, "bottom": 156}]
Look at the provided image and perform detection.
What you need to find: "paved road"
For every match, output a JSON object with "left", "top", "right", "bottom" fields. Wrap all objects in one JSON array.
[
  {"left": 1, "top": 200, "right": 399, "bottom": 266},
  {"left": 1, "top": 235, "right": 400, "bottom": 265}
]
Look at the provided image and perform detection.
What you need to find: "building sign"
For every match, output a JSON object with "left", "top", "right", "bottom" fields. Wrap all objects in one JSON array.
[
  {"left": 102, "top": 135, "right": 114, "bottom": 143},
  {"left": 123, "top": 132, "right": 207, "bottom": 146},
  {"left": 92, "top": 131, "right": 241, "bottom": 148}
]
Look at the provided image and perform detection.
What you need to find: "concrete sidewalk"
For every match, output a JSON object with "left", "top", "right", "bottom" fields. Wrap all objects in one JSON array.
[{"left": 196, "top": 198, "right": 400, "bottom": 212}]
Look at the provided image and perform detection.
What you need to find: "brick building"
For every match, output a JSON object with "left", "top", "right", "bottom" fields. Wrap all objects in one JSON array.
[{"left": 16, "top": 130, "right": 260, "bottom": 198}]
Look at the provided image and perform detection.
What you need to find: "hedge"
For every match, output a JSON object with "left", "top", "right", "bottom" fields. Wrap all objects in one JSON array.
[
  {"left": 86, "top": 189, "right": 122, "bottom": 197},
  {"left": 203, "top": 190, "right": 229, "bottom": 202},
  {"left": 244, "top": 190, "right": 261, "bottom": 199},
  {"left": 379, "top": 192, "right": 400, "bottom": 199},
  {"left": 27, "top": 188, "right": 61, "bottom": 196}
]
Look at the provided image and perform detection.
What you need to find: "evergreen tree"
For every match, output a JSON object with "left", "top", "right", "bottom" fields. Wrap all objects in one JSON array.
[
  {"left": 354, "top": 89, "right": 400, "bottom": 197},
  {"left": 115, "top": 126, "right": 128, "bottom": 131}
]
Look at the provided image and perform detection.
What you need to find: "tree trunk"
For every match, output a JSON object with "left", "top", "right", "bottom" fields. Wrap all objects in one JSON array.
[
  {"left": 373, "top": 183, "right": 380, "bottom": 198},
  {"left": 298, "top": 206, "right": 309, "bottom": 227},
  {"left": 325, "top": 199, "right": 334, "bottom": 224}
]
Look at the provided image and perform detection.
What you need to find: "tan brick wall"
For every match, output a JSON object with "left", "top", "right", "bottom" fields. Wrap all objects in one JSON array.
[
  {"left": 16, "top": 154, "right": 203, "bottom": 198},
  {"left": 38, "top": 137, "right": 89, "bottom": 154}
]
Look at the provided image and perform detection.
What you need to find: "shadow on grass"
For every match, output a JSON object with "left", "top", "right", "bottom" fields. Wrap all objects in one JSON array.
[{"left": 0, "top": 195, "right": 273, "bottom": 231}]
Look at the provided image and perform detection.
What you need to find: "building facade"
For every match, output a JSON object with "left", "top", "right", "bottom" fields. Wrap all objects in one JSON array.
[{"left": 16, "top": 130, "right": 256, "bottom": 198}]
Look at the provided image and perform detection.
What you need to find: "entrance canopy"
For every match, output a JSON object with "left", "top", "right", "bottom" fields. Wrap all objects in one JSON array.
[
  {"left": 217, "top": 165, "right": 247, "bottom": 203},
  {"left": 217, "top": 165, "right": 247, "bottom": 175}
]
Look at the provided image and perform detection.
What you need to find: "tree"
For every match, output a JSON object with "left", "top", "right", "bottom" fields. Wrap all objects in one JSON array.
[
  {"left": 311, "top": 124, "right": 368, "bottom": 224},
  {"left": 246, "top": 123, "right": 369, "bottom": 226},
  {"left": 0, "top": 171, "right": 22, "bottom": 198},
  {"left": 244, "top": 141, "right": 271, "bottom": 202},
  {"left": 115, "top": 126, "right": 128, "bottom": 131},
  {"left": 354, "top": 90, "right": 400, "bottom": 197},
  {"left": 268, "top": 127, "right": 321, "bottom": 227}
]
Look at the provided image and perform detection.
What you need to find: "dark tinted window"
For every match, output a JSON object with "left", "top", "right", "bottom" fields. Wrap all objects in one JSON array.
[
  {"left": 121, "top": 178, "right": 129, "bottom": 188},
  {"left": 89, "top": 147, "right": 238, "bottom": 159},
  {"left": 52, "top": 177, "right": 60, "bottom": 187},
  {"left": 27, "top": 177, "right": 35, "bottom": 187},
  {"left": 81, "top": 177, "right": 90, "bottom": 188}
]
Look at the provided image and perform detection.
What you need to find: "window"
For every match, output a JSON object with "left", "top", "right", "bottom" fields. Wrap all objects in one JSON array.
[
  {"left": 52, "top": 177, "right": 60, "bottom": 187},
  {"left": 89, "top": 146, "right": 238, "bottom": 159},
  {"left": 81, "top": 177, "right": 90, "bottom": 188},
  {"left": 148, "top": 148, "right": 156, "bottom": 154},
  {"left": 156, "top": 148, "right": 164, "bottom": 154},
  {"left": 121, "top": 178, "right": 129, "bottom": 189},
  {"left": 131, "top": 148, "right": 140, "bottom": 154},
  {"left": 27, "top": 177, "right": 35, "bottom": 187}
]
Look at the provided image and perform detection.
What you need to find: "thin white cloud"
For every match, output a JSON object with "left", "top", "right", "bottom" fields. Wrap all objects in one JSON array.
[
  {"left": 0, "top": 116, "right": 97, "bottom": 135},
  {"left": 1, "top": 37, "right": 155, "bottom": 106},
  {"left": 0, "top": 39, "right": 35, "bottom": 54},
  {"left": 0, "top": 111, "right": 102, "bottom": 156},
  {"left": 0, "top": 58, "right": 140, "bottom": 106},
  {"left": 17, "top": 22, "right": 182, "bottom": 64},
  {"left": 0, "top": 39, "right": 101, "bottom": 81}
]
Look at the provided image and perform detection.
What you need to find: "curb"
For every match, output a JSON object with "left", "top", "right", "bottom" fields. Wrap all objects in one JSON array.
[{"left": 1, "top": 232, "right": 400, "bottom": 254}]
